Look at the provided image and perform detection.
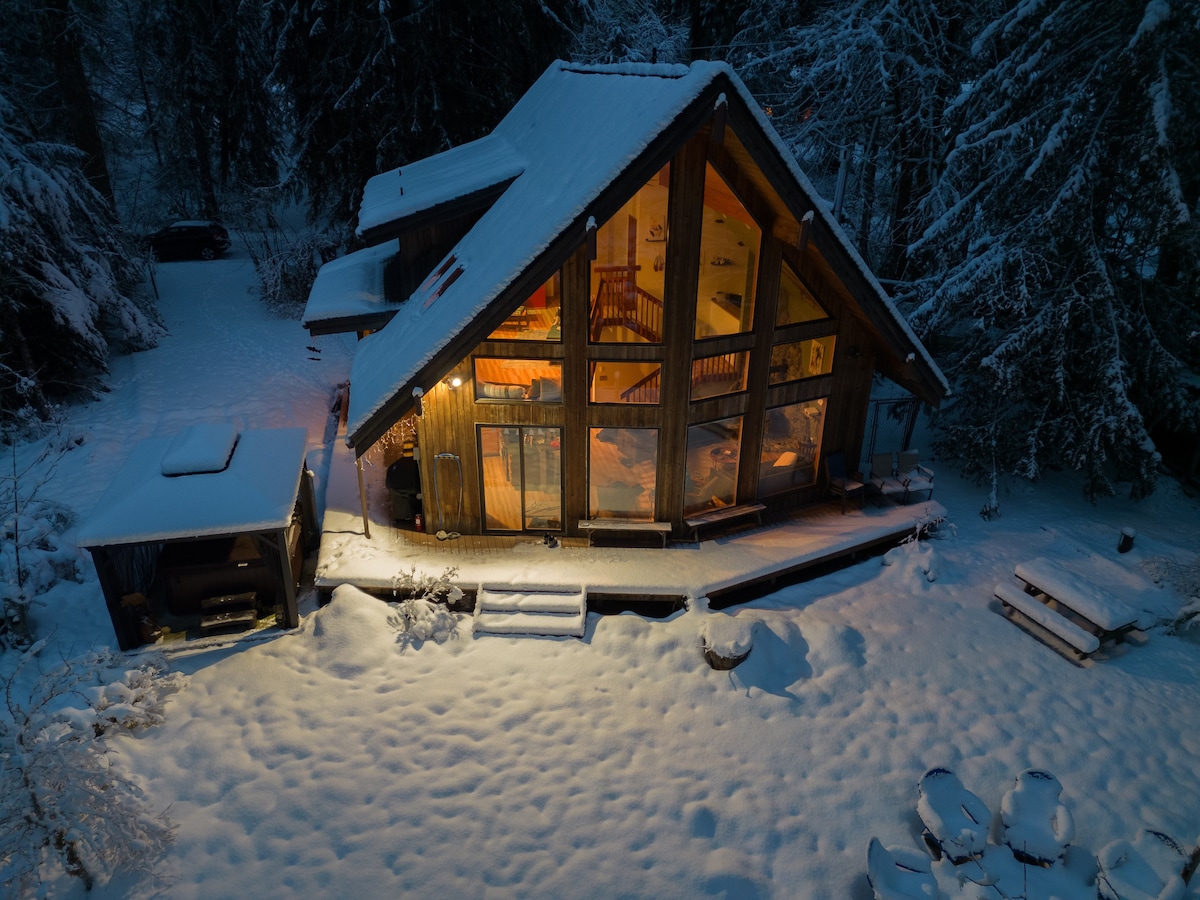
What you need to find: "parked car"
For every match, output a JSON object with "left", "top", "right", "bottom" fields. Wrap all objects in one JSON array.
[{"left": 148, "top": 220, "right": 231, "bottom": 260}]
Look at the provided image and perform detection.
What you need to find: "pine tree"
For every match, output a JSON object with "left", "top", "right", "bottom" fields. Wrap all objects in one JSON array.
[
  {"left": 269, "top": 0, "right": 585, "bottom": 228},
  {"left": 0, "top": 90, "right": 163, "bottom": 428},
  {"left": 905, "top": 0, "right": 1200, "bottom": 504}
]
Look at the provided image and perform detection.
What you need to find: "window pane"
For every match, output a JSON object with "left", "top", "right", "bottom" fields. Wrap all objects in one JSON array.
[
  {"left": 768, "top": 335, "right": 836, "bottom": 385},
  {"left": 488, "top": 272, "right": 562, "bottom": 341},
  {"left": 474, "top": 358, "right": 562, "bottom": 402},
  {"left": 758, "top": 399, "right": 827, "bottom": 497},
  {"left": 522, "top": 427, "right": 561, "bottom": 530},
  {"left": 695, "top": 163, "right": 761, "bottom": 338},
  {"left": 589, "top": 361, "right": 661, "bottom": 404},
  {"left": 684, "top": 417, "right": 743, "bottom": 516},
  {"left": 589, "top": 427, "right": 658, "bottom": 520},
  {"left": 590, "top": 164, "right": 670, "bottom": 344},
  {"left": 480, "top": 426, "right": 561, "bottom": 532},
  {"left": 775, "top": 264, "right": 827, "bottom": 326},
  {"left": 480, "top": 426, "right": 522, "bottom": 531},
  {"left": 690, "top": 351, "right": 748, "bottom": 401}
]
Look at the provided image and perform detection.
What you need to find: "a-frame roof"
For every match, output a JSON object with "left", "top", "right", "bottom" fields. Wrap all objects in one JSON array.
[{"left": 344, "top": 60, "right": 948, "bottom": 453}]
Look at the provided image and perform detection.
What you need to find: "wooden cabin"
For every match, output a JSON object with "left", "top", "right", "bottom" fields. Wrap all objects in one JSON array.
[{"left": 303, "top": 61, "right": 948, "bottom": 540}]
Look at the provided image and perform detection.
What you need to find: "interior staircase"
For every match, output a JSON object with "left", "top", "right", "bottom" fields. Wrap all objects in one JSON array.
[{"left": 473, "top": 586, "right": 587, "bottom": 638}]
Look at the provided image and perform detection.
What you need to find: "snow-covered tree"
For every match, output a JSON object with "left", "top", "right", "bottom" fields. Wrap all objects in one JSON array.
[
  {"left": 125, "top": 0, "right": 281, "bottom": 221},
  {"left": 571, "top": 0, "right": 689, "bottom": 65},
  {"left": 904, "top": 0, "right": 1200, "bottom": 505},
  {"left": 732, "top": 0, "right": 1199, "bottom": 505},
  {"left": 268, "top": 0, "right": 585, "bottom": 227},
  {"left": 0, "top": 90, "right": 163, "bottom": 428},
  {"left": 731, "top": 0, "right": 993, "bottom": 275},
  {"left": 0, "top": 646, "right": 181, "bottom": 892}
]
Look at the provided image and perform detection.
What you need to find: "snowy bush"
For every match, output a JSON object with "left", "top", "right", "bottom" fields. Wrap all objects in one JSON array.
[
  {"left": 0, "top": 437, "right": 85, "bottom": 651},
  {"left": 0, "top": 646, "right": 182, "bottom": 892},
  {"left": 387, "top": 566, "right": 463, "bottom": 648},
  {"left": 244, "top": 220, "right": 344, "bottom": 315}
]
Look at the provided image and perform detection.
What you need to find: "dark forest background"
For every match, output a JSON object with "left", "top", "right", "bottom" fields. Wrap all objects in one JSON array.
[{"left": 1, "top": 0, "right": 1196, "bottom": 505}]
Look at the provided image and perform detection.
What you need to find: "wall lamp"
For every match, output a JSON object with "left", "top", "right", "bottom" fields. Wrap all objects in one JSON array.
[{"left": 412, "top": 386, "right": 424, "bottom": 417}]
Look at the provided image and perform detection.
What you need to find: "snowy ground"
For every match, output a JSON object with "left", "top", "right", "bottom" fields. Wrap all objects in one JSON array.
[{"left": 13, "top": 246, "right": 1200, "bottom": 898}]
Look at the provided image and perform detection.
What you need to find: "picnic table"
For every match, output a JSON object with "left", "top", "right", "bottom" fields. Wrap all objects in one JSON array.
[{"left": 1013, "top": 557, "right": 1139, "bottom": 642}]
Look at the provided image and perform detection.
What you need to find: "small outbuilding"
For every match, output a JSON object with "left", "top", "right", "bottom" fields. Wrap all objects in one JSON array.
[{"left": 78, "top": 424, "right": 317, "bottom": 650}]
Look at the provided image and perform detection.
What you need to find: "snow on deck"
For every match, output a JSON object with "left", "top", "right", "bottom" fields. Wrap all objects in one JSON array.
[{"left": 313, "top": 439, "right": 945, "bottom": 600}]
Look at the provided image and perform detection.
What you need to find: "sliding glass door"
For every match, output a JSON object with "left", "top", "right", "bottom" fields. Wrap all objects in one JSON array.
[{"left": 479, "top": 426, "right": 562, "bottom": 532}]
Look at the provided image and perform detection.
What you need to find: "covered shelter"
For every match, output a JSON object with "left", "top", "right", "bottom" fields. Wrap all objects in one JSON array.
[{"left": 78, "top": 424, "right": 317, "bottom": 650}]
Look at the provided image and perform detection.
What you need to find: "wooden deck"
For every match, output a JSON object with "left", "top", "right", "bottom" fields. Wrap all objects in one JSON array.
[{"left": 314, "top": 439, "right": 947, "bottom": 605}]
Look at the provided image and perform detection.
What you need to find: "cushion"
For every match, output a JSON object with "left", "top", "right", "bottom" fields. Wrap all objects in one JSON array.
[
  {"left": 480, "top": 382, "right": 526, "bottom": 400},
  {"left": 773, "top": 450, "right": 798, "bottom": 468}
]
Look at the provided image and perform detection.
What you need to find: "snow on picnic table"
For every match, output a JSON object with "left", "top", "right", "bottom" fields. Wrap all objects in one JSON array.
[{"left": 18, "top": 245, "right": 1200, "bottom": 898}]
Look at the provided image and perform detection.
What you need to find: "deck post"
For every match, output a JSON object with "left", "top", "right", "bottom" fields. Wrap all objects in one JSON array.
[{"left": 356, "top": 455, "right": 371, "bottom": 539}]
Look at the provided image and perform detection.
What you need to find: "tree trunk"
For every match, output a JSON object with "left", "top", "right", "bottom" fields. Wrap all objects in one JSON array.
[{"left": 40, "top": 0, "right": 114, "bottom": 205}]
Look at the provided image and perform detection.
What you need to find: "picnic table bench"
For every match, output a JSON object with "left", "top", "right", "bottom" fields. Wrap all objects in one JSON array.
[
  {"left": 1014, "top": 557, "right": 1139, "bottom": 641},
  {"left": 578, "top": 518, "right": 671, "bottom": 548},
  {"left": 994, "top": 581, "right": 1100, "bottom": 658},
  {"left": 684, "top": 502, "right": 765, "bottom": 542}
]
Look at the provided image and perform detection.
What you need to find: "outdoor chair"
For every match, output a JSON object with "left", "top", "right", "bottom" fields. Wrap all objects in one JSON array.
[
  {"left": 866, "top": 837, "right": 938, "bottom": 900},
  {"left": 1096, "top": 829, "right": 1189, "bottom": 900},
  {"left": 916, "top": 767, "right": 991, "bottom": 864},
  {"left": 1001, "top": 768, "right": 1074, "bottom": 866},
  {"left": 869, "top": 452, "right": 909, "bottom": 504},
  {"left": 897, "top": 449, "right": 934, "bottom": 501},
  {"left": 824, "top": 451, "right": 864, "bottom": 514}
]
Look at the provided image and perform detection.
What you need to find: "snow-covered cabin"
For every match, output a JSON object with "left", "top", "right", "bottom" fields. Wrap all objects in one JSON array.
[{"left": 304, "top": 60, "right": 948, "bottom": 539}]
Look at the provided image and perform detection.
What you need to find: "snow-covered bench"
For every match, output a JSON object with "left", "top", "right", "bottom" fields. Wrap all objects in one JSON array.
[
  {"left": 684, "top": 502, "right": 765, "bottom": 542},
  {"left": 995, "top": 581, "right": 1100, "bottom": 658},
  {"left": 1014, "top": 557, "right": 1139, "bottom": 643},
  {"left": 578, "top": 518, "right": 671, "bottom": 548}
]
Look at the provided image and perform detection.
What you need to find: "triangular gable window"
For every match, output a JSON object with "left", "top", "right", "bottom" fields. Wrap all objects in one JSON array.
[
  {"left": 775, "top": 263, "right": 829, "bottom": 326},
  {"left": 487, "top": 271, "right": 562, "bottom": 342}
]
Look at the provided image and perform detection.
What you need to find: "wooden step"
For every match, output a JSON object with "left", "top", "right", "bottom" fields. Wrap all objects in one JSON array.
[{"left": 474, "top": 587, "right": 586, "bottom": 638}]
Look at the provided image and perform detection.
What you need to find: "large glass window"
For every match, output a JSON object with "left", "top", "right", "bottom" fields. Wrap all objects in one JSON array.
[
  {"left": 684, "top": 417, "right": 743, "bottom": 516},
  {"left": 589, "top": 361, "right": 661, "bottom": 405},
  {"left": 695, "top": 164, "right": 761, "bottom": 339},
  {"left": 758, "top": 399, "right": 827, "bottom": 497},
  {"left": 479, "top": 426, "right": 561, "bottom": 531},
  {"left": 768, "top": 335, "right": 836, "bottom": 385},
  {"left": 590, "top": 164, "right": 670, "bottom": 344},
  {"left": 474, "top": 358, "right": 562, "bottom": 402},
  {"left": 488, "top": 272, "right": 562, "bottom": 341},
  {"left": 588, "top": 427, "right": 658, "bottom": 520},
  {"left": 775, "top": 264, "right": 827, "bottom": 326},
  {"left": 690, "top": 351, "right": 748, "bottom": 401}
]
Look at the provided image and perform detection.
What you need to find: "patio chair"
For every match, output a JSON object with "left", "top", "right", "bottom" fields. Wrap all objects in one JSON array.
[
  {"left": 869, "top": 453, "right": 909, "bottom": 504},
  {"left": 824, "top": 451, "right": 864, "bottom": 514},
  {"left": 916, "top": 767, "right": 991, "bottom": 864},
  {"left": 1096, "top": 829, "right": 1189, "bottom": 900},
  {"left": 897, "top": 449, "right": 934, "bottom": 501},
  {"left": 866, "top": 837, "right": 938, "bottom": 900},
  {"left": 1001, "top": 769, "right": 1074, "bottom": 866}
]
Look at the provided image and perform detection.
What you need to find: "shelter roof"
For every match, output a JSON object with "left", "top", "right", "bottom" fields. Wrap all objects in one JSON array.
[{"left": 77, "top": 427, "right": 308, "bottom": 548}]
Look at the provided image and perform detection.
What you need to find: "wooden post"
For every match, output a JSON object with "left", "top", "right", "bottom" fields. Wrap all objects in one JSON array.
[{"left": 356, "top": 455, "right": 371, "bottom": 539}]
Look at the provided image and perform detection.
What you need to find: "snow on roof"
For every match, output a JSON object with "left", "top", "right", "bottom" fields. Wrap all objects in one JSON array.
[
  {"left": 345, "top": 60, "right": 948, "bottom": 444},
  {"left": 346, "top": 61, "right": 720, "bottom": 441},
  {"left": 301, "top": 239, "right": 400, "bottom": 328},
  {"left": 76, "top": 427, "right": 308, "bottom": 547},
  {"left": 357, "top": 134, "right": 527, "bottom": 237}
]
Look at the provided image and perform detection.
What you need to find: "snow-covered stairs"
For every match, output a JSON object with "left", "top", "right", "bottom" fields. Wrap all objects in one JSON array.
[{"left": 473, "top": 586, "right": 587, "bottom": 638}]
